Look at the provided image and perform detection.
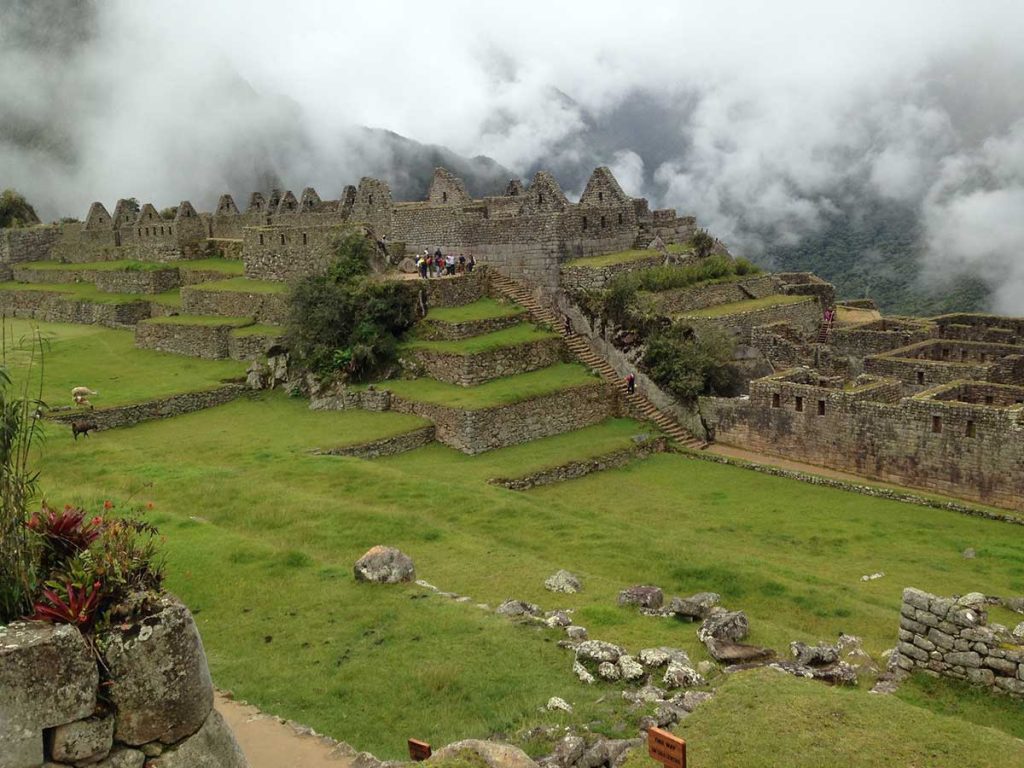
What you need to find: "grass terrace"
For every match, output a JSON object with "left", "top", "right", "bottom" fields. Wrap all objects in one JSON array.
[
  {"left": 19, "top": 259, "right": 171, "bottom": 272},
  {"left": 230, "top": 323, "right": 283, "bottom": 338},
  {"left": 1, "top": 318, "right": 244, "bottom": 406},
  {"left": 679, "top": 294, "right": 810, "bottom": 318},
  {"left": 188, "top": 277, "right": 289, "bottom": 294},
  {"left": 424, "top": 297, "right": 525, "bottom": 323},
  {"left": 564, "top": 249, "right": 661, "bottom": 269},
  {"left": 404, "top": 323, "right": 557, "bottom": 355},
  {"left": 0, "top": 281, "right": 149, "bottom": 305},
  {"left": 139, "top": 314, "right": 253, "bottom": 327},
  {"left": 176, "top": 258, "right": 246, "bottom": 274},
  {"left": 150, "top": 289, "right": 183, "bottom": 307},
  {"left": 366, "top": 363, "right": 598, "bottom": 409}
]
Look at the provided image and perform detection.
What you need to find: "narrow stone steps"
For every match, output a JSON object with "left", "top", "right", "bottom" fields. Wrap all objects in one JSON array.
[{"left": 490, "top": 274, "right": 705, "bottom": 448}]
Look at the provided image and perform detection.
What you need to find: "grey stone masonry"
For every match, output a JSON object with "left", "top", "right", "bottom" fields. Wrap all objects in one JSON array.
[{"left": 895, "top": 587, "right": 1024, "bottom": 698}]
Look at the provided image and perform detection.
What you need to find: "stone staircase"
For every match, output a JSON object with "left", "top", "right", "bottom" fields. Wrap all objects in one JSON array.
[{"left": 488, "top": 272, "right": 704, "bottom": 449}]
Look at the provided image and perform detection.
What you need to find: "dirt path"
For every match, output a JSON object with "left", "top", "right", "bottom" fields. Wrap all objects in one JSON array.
[{"left": 216, "top": 693, "right": 356, "bottom": 768}]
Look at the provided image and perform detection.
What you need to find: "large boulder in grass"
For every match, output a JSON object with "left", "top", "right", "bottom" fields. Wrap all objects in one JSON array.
[
  {"left": 617, "top": 585, "right": 664, "bottom": 609},
  {"left": 102, "top": 596, "right": 214, "bottom": 745},
  {"left": 154, "top": 709, "right": 248, "bottom": 768},
  {"left": 698, "top": 609, "right": 749, "bottom": 643},
  {"left": 545, "top": 569, "right": 582, "bottom": 594},
  {"left": 431, "top": 740, "right": 538, "bottom": 768},
  {"left": 353, "top": 545, "right": 416, "bottom": 584}
]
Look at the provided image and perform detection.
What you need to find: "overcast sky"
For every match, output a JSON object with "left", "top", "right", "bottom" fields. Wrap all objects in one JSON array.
[{"left": 3, "top": 0, "right": 1024, "bottom": 310}]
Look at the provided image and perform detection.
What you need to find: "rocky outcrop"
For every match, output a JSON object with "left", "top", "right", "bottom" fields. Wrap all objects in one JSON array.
[
  {"left": 545, "top": 570, "right": 582, "bottom": 594},
  {"left": 617, "top": 586, "right": 663, "bottom": 610},
  {"left": 353, "top": 546, "right": 416, "bottom": 584},
  {"left": 431, "top": 740, "right": 538, "bottom": 768},
  {"left": 698, "top": 609, "right": 749, "bottom": 643}
]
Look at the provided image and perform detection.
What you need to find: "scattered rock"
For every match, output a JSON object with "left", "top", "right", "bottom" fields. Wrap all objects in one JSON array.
[
  {"left": 93, "top": 746, "right": 146, "bottom": 768},
  {"left": 1002, "top": 597, "right": 1024, "bottom": 615},
  {"left": 598, "top": 662, "right": 621, "bottom": 682},
  {"left": 622, "top": 684, "right": 666, "bottom": 704},
  {"left": 662, "top": 661, "right": 705, "bottom": 689},
  {"left": 962, "top": 548, "right": 976, "bottom": 559},
  {"left": 703, "top": 638, "right": 774, "bottom": 664},
  {"left": 49, "top": 715, "right": 115, "bottom": 764},
  {"left": 565, "top": 626, "right": 589, "bottom": 641},
  {"left": 431, "top": 739, "right": 538, "bottom": 768},
  {"left": 102, "top": 596, "right": 214, "bottom": 745},
  {"left": 790, "top": 641, "right": 839, "bottom": 667},
  {"left": 1013, "top": 622, "right": 1024, "bottom": 641},
  {"left": 654, "top": 701, "right": 687, "bottom": 727},
  {"left": 398, "top": 257, "right": 418, "bottom": 273},
  {"left": 551, "top": 735, "right": 586, "bottom": 767},
  {"left": 573, "top": 660, "right": 595, "bottom": 685},
  {"left": 638, "top": 647, "right": 690, "bottom": 668},
  {"left": 668, "top": 592, "right": 721, "bottom": 620},
  {"left": 576, "top": 640, "right": 627, "bottom": 664},
  {"left": 618, "top": 585, "right": 664, "bottom": 610},
  {"left": 353, "top": 546, "right": 415, "bottom": 584},
  {"left": 696, "top": 660, "right": 716, "bottom": 677},
  {"left": 678, "top": 690, "right": 715, "bottom": 712},
  {"left": 860, "top": 572, "right": 885, "bottom": 581},
  {"left": 497, "top": 599, "right": 543, "bottom": 618},
  {"left": 545, "top": 570, "right": 582, "bottom": 594},
  {"left": 545, "top": 611, "right": 572, "bottom": 628},
  {"left": 546, "top": 696, "right": 573, "bottom": 714},
  {"left": 770, "top": 660, "right": 858, "bottom": 686},
  {"left": 697, "top": 610, "right": 749, "bottom": 643},
  {"left": 150, "top": 709, "right": 247, "bottom": 768},
  {"left": 617, "top": 655, "right": 646, "bottom": 682}
]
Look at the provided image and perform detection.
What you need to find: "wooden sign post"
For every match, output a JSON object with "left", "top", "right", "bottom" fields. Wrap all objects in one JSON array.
[
  {"left": 408, "top": 739, "right": 432, "bottom": 762},
  {"left": 648, "top": 726, "right": 686, "bottom": 768}
]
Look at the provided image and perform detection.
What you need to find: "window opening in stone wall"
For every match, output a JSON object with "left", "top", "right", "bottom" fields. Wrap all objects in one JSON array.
[
  {"left": 137, "top": 228, "right": 141, "bottom": 237},
  {"left": 442, "top": 192, "right": 448, "bottom": 203},
  {"left": 618, "top": 213, "right": 623, "bottom": 225},
  {"left": 538, "top": 193, "right": 544, "bottom": 204},
  {"left": 280, "top": 234, "right": 286, "bottom": 245},
  {"left": 772, "top": 393, "right": 780, "bottom": 408},
  {"left": 965, "top": 420, "right": 976, "bottom": 438},
  {"left": 961, "top": 350, "right": 968, "bottom": 361},
  {"left": 368, "top": 194, "right": 374, "bottom": 205},
  {"left": 985, "top": 395, "right": 994, "bottom": 404},
  {"left": 160, "top": 226, "right": 164, "bottom": 235},
  {"left": 598, "top": 191, "right": 603, "bottom": 202},
  {"left": 795, "top": 396, "right": 804, "bottom": 412},
  {"left": 916, "top": 371, "right": 925, "bottom": 385},
  {"left": 942, "top": 348, "right": 949, "bottom": 359},
  {"left": 169, "top": 227, "right": 172, "bottom": 235},
  {"left": 600, "top": 215, "right": 606, "bottom": 228},
  {"left": 817, "top": 400, "right": 826, "bottom": 416},
  {"left": 932, "top": 415, "right": 942, "bottom": 433},
  {"left": 302, "top": 233, "right": 308, "bottom": 245},
  {"left": 582, "top": 216, "right": 588, "bottom": 231},
  {"left": 259, "top": 234, "right": 264, "bottom": 245}
]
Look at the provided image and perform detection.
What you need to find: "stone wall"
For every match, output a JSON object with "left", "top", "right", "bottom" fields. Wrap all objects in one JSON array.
[
  {"left": 895, "top": 588, "right": 1024, "bottom": 697},
  {"left": 489, "top": 435, "right": 666, "bottom": 489},
  {"left": 94, "top": 268, "right": 182, "bottom": 295},
  {"left": 180, "top": 285, "right": 289, "bottom": 324},
  {"left": 416, "top": 310, "right": 525, "bottom": 340},
  {"left": 705, "top": 369, "right": 1024, "bottom": 511},
  {"left": 864, "top": 340, "right": 1024, "bottom": 392},
  {"left": 829, "top": 318, "right": 937, "bottom": 358},
  {"left": 680, "top": 297, "right": 820, "bottom": 343},
  {"left": 406, "top": 337, "right": 566, "bottom": 386},
  {"left": 135, "top": 320, "right": 248, "bottom": 359},
  {"left": 0, "top": 596, "right": 248, "bottom": 768},
  {"left": 242, "top": 223, "right": 350, "bottom": 282},
  {"left": 388, "top": 381, "right": 615, "bottom": 454},
  {"left": 228, "top": 330, "right": 282, "bottom": 361},
  {"left": 933, "top": 313, "right": 1024, "bottom": 344},
  {"left": 559, "top": 252, "right": 667, "bottom": 293},
  {"left": 417, "top": 270, "right": 489, "bottom": 309},
  {"left": 47, "top": 384, "right": 245, "bottom": 431},
  {"left": 315, "top": 425, "right": 436, "bottom": 458},
  {"left": 0, "top": 289, "right": 152, "bottom": 329},
  {"left": 0, "top": 226, "right": 62, "bottom": 264},
  {"left": 652, "top": 275, "right": 780, "bottom": 315}
]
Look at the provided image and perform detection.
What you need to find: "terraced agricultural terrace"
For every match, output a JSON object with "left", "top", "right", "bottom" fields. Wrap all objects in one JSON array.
[{"left": 1, "top": 163, "right": 1022, "bottom": 768}]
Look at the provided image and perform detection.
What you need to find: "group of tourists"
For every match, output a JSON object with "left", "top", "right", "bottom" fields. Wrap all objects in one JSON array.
[{"left": 417, "top": 248, "right": 475, "bottom": 278}]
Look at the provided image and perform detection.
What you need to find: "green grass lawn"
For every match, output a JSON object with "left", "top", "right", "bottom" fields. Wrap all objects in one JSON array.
[
  {"left": 188, "top": 277, "right": 288, "bottom": 294},
  {"left": 18, "top": 259, "right": 170, "bottom": 272},
  {"left": 12, "top": 321, "right": 1024, "bottom": 763},
  {"left": 177, "top": 258, "right": 245, "bottom": 274},
  {"left": 424, "top": 298, "right": 525, "bottom": 323},
  {"left": 0, "top": 281, "right": 149, "bottom": 305},
  {"left": 0, "top": 318, "right": 245, "bottom": 407},
  {"left": 618, "top": 668, "right": 1024, "bottom": 768},
  {"left": 150, "top": 289, "right": 183, "bottom": 307},
  {"left": 404, "top": 323, "right": 557, "bottom": 355},
  {"left": 680, "top": 293, "right": 811, "bottom": 318},
  {"left": 369, "top": 363, "right": 598, "bottom": 409},
  {"left": 139, "top": 314, "right": 253, "bottom": 327},
  {"left": 230, "top": 323, "right": 283, "bottom": 338},
  {"left": 564, "top": 249, "right": 660, "bottom": 269}
]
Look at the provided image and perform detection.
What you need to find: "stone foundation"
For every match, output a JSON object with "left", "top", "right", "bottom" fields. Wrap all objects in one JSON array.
[
  {"left": 46, "top": 385, "right": 245, "bottom": 431},
  {"left": 135, "top": 320, "right": 251, "bottom": 359},
  {"left": 314, "top": 425, "right": 436, "bottom": 458},
  {"left": 895, "top": 588, "right": 1024, "bottom": 697},
  {"left": 0, "top": 596, "right": 248, "bottom": 768},
  {"left": 490, "top": 435, "right": 667, "bottom": 489},
  {"left": 180, "top": 286, "right": 289, "bottom": 324},
  {"left": 406, "top": 337, "right": 566, "bottom": 386},
  {"left": 0, "top": 289, "right": 152, "bottom": 329}
]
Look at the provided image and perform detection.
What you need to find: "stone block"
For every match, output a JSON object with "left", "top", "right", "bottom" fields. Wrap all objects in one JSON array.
[
  {"left": 102, "top": 597, "right": 214, "bottom": 745},
  {"left": 902, "top": 588, "right": 932, "bottom": 611},
  {"left": 140, "top": 709, "right": 247, "bottom": 768},
  {"left": 966, "top": 667, "right": 995, "bottom": 686},
  {"left": 984, "top": 656, "right": 1017, "bottom": 676},
  {"left": 898, "top": 641, "right": 928, "bottom": 662},
  {"left": 93, "top": 746, "right": 145, "bottom": 768},
  {"left": 0, "top": 621, "right": 98, "bottom": 768},
  {"left": 912, "top": 635, "right": 936, "bottom": 653},
  {"left": 926, "top": 627, "right": 954, "bottom": 650},
  {"left": 995, "top": 677, "right": 1024, "bottom": 695},
  {"left": 899, "top": 616, "right": 927, "bottom": 635},
  {"left": 48, "top": 715, "right": 114, "bottom": 763},
  {"left": 915, "top": 609, "right": 939, "bottom": 628},
  {"left": 898, "top": 628, "right": 914, "bottom": 642},
  {"left": 944, "top": 651, "right": 981, "bottom": 668}
]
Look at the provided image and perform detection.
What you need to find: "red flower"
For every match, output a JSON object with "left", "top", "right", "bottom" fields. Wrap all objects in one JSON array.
[
  {"left": 103, "top": 500, "right": 114, "bottom": 510},
  {"left": 91, "top": 516, "right": 103, "bottom": 527}
]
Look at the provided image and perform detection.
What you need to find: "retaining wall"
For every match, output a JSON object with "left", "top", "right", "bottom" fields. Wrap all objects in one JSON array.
[
  {"left": 135, "top": 321, "right": 249, "bottom": 359},
  {"left": 895, "top": 588, "right": 1024, "bottom": 697},
  {"left": 0, "top": 289, "right": 151, "bottom": 329},
  {"left": 560, "top": 253, "right": 666, "bottom": 293},
  {"left": 406, "top": 337, "right": 565, "bottom": 386},
  {"left": 490, "top": 435, "right": 666, "bottom": 489},
  {"left": 315, "top": 425, "right": 436, "bottom": 458},
  {"left": 680, "top": 297, "right": 820, "bottom": 343},
  {"left": 180, "top": 285, "right": 289, "bottom": 324},
  {"left": 47, "top": 384, "right": 245, "bottom": 431},
  {"left": 416, "top": 311, "right": 525, "bottom": 340}
]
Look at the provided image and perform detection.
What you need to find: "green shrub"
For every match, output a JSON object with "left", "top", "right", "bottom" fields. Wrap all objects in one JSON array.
[
  {"left": 642, "top": 324, "right": 742, "bottom": 403},
  {"left": 0, "top": 189, "right": 40, "bottom": 229},
  {"left": 159, "top": 206, "right": 177, "bottom": 220},
  {"left": 691, "top": 228, "right": 715, "bottom": 259},
  {"left": 286, "top": 233, "right": 417, "bottom": 381}
]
